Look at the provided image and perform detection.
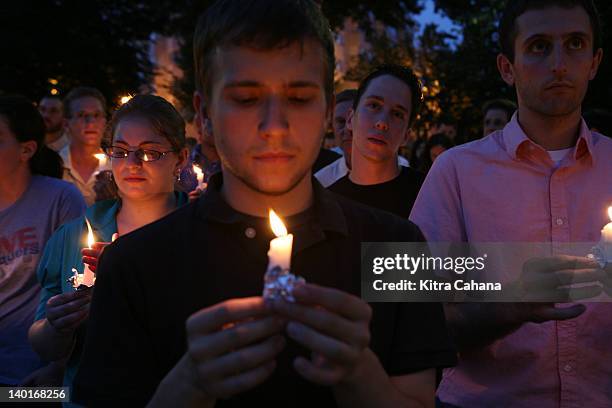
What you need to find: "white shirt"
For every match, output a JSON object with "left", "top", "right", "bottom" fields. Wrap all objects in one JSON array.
[
  {"left": 314, "top": 155, "right": 410, "bottom": 188},
  {"left": 59, "top": 146, "right": 111, "bottom": 206}
]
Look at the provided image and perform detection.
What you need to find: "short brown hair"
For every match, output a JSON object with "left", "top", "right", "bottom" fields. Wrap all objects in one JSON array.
[
  {"left": 353, "top": 64, "right": 423, "bottom": 127},
  {"left": 482, "top": 99, "right": 516, "bottom": 119},
  {"left": 63, "top": 86, "right": 107, "bottom": 118},
  {"left": 103, "top": 94, "right": 186, "bottom": 152},
  {"left": 193, "top": 0, "right": 335, "bottom": 102},
  {"left": 335, "top": 89, "right": 357, "bottom": 105}
]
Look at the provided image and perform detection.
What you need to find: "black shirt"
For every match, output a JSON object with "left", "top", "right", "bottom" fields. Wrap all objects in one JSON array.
[
  {"left": 313, "top": 148, "right": 341, "bottom": 172},
  {"left": 328, "top": 166, "right": 426, "bottom": 218},
  {"left": 73, "top": 174, "right": 455, "bottom": 407}
]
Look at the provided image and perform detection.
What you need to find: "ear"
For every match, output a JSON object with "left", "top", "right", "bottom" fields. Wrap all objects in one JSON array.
[
  {"left": 497, "top": 53, "right": 515, "bottom": 86},
  {"left": 346, "top": 108, "right": 355, "bottom": 132},
  {"left": 20, "top": 140, "right": 37, "bottom": 162},
  {"left": 589, "top": 48, "right": 604, "bottom": 80}
]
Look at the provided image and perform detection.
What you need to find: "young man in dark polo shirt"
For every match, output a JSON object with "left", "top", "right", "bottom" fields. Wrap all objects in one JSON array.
[
  {"left": 328, "top": 65, "right": 425, "bottom": 218},
  {"left": 72, "top": 1, "right": 455, "bottom": 406}
]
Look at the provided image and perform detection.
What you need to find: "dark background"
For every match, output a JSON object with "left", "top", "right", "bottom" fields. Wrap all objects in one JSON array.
[{"left": 1, "top": 1, "right": 610, "bottom": 141}]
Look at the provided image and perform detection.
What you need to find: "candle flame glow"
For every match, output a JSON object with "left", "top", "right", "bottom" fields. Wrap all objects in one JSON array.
[
  {"left": 120, "top": 95, "right": 133, "bottom": 105},
  {"left": 193, "top": 165, "right": 204, "bottom": 180},
  {"left": 608, "top": 206, "right": 612, "bottom": 222},
  {"left": 269, "top": 209, "right": 287, "bottom": 237},
  {"left": 85, "top": 218, "right": 95, "bottom": 248}
]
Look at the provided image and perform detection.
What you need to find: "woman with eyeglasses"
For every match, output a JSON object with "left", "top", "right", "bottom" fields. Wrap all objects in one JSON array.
[
  {"left": 28, "top": 94, "right": 189, "bottom": 402},
  {"left": 0, "top": 95, "right": 85, "bottom": 388}
]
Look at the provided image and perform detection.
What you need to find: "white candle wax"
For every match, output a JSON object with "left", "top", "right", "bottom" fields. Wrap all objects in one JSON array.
[
  {"left": 267, "top": 209, "right": 293, "bottom": 270},
  {"left": 82, "top": 218, "right": 96, "bottom": 287},
  {"left": 267, "top": 234, "right": 294, "bottom": 270}
]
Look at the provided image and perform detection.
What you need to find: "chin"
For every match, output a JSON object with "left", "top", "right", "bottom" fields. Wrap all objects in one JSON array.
[{"left": 248, "top": 172, "right": 308, "bottom": 196}]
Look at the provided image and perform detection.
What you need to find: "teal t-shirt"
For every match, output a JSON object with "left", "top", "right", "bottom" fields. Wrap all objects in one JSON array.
[{"left": 35, "top": 192, "right": 187, "bottom": 406}]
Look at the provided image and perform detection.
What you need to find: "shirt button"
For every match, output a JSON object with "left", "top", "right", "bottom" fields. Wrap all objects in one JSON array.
[
  {"left": 245, "top": 227, "right": 256, "bottom": 239},
  {"left": 563, "top": 364, "right": 572, "bottom": 372},
  {"left": 556, "top": 218, "right": 564, "bottom": 226}
]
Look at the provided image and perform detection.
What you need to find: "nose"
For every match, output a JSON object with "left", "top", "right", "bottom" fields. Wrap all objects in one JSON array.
[
  {"left": 374, "top": 117, "right": 389, "bottom": 132},
  {"left": 259, "top": 96, "right": 288, "bottom": 139},
  {"left": 126, "top": 151, "right": 143, "bottom": 167},
  {"left": 551, "top": 43, "right": 568, "bottom": 77}
]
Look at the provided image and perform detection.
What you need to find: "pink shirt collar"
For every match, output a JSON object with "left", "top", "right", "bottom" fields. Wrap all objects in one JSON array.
[{"left": 502, "top": 113, "right": 596, "bottom": 165}]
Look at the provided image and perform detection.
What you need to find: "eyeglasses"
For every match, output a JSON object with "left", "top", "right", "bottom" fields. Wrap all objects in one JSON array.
[{"left": 103, "top": 145, "right": 176, "bottom": 162}]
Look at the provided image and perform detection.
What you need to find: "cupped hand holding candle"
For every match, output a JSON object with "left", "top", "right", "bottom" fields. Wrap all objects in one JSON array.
[{"left": 82, "top": 232, "right": 119, "bottom": 273}]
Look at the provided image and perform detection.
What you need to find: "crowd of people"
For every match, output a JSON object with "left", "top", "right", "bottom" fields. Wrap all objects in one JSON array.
[{"left": 1, "top": 0, "right": 611, "bottom": 407}]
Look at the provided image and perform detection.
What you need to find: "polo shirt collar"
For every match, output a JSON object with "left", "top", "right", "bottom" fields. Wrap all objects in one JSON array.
[
  {"left": 197, "top": 172, "right": 348, "bottom": 236},
  {"left": 502, "top": 112, "right": 596, "bottom": 164}
]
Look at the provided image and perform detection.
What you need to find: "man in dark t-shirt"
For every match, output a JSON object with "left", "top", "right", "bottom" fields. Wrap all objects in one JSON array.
[
  {"left": 73, "top": 2, "right": 455, "bottom": 407},
  {"left": 329, "top": 166, "right": 424, "bottom": 218},
  {"left": 329, "top": 65, "right": 426, "bottom": 218}
]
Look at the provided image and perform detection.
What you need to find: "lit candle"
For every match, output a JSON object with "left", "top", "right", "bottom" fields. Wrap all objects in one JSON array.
[
  {"left": 82, "top": 218, "right": 96, "bottom": 287},
  {"left": 192, "top": 164, "right": 206, "bottom": 190},
  {"left": 93, "top": 153, "right": 107, "bottom": 175},
  {"left": 120, "top": 94, "right": 133, "bottom": 105},
  {"left": 267, "top": 209, "right": 293, "bottom": 271},
  {"left": 601, "top": 206, "right": 612, "bottom": 260}
]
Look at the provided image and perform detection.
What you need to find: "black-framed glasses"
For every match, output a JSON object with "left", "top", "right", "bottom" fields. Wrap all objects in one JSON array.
[{"left": 103, "top": 145, "right": 176, "bottom": 162}]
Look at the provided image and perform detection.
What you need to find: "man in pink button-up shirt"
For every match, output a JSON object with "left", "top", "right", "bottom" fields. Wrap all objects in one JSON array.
[{"left": 410, "top": 1, "right": 612, "bottom": 407}]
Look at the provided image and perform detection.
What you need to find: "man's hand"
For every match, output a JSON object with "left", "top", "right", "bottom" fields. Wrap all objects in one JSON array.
[
  {"left": 46, "top": 290, "right": 92, "bottom": 333},
  {"left": 183, "top": 297, "right": 286, "bottom": 401},
  {"left": 81, "top": 233, "right": 118, "bottom": 272},
  {"left": 513, "top": 255, "right": 605, "bottom": 323},
  {"left": 188, "top": 189, "right": 202, "bottom": 203},
  {"left": 19, "top": 361, "right": 65, "bottom": 387},
  {"left": 600, "top": 262, "right": 612, "bottom": 297},
  {"left": 270, "top": 283, "right": 372, "bottom": 387}
]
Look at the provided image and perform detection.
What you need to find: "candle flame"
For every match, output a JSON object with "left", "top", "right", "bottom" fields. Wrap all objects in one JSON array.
[
  {"left": 120, "top": 95, "right": 133, "bottom": 105},
  {"left": 193, "top": 164, "right": 204, "bottom": 180},
  {"left": 269, "top": 209, "right": 287, "bottom": 237},
  {"left": 85, "top": 218, "right": 95, "bottom": 248},
  {"left": 608, "top": 206, "right": 612, "bottom": 222}
]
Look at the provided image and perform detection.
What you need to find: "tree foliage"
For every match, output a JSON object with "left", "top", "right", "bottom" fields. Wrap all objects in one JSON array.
[{"left": 432, "top": 0, "right": 612, "bottom": 140}]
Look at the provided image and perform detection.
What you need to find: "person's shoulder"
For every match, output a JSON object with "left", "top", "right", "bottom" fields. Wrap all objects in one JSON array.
[
  {"left": 332, "top": 192, "right": 424, "bottom": 241},
  {"left": 43, "top": 213, "right": 85, "bottom": 255},
  {"left": 33, "top": 175, "right": 75, "bottom": 191},
  {"left": 444, "top": 133, "right": 504, "bottom": 161},
  {"left": 592, "top": 131, "right": 612, "bottom": 152},
  {"left": 33, "top": 175, "right": 84, "bottom": 200},
  {"left": 104, "top": 201, "right": 199, "bottom": 259}
]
